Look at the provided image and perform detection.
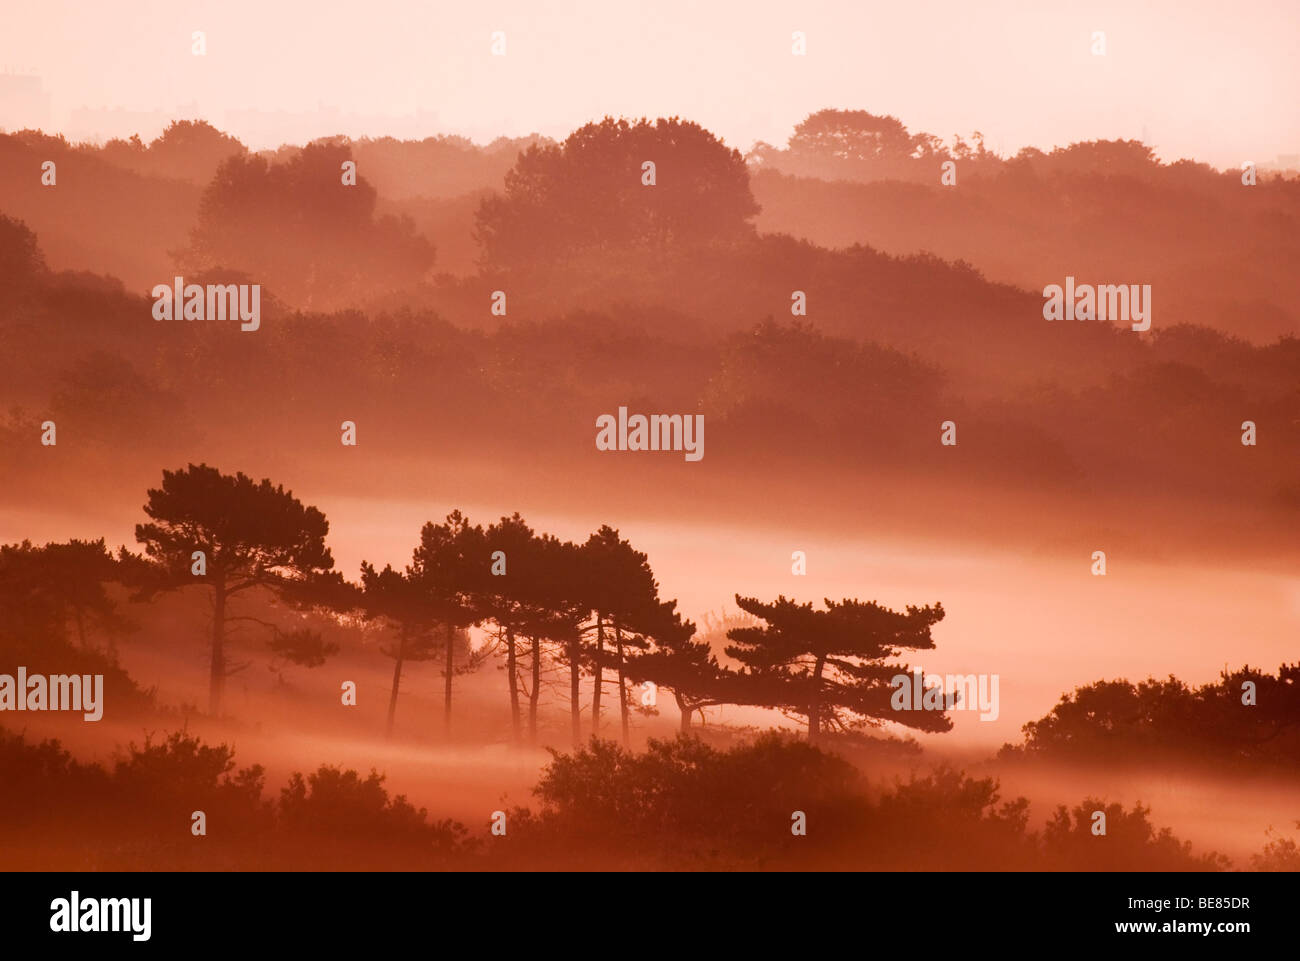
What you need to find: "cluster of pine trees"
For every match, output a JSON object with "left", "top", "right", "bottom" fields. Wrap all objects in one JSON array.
[{"left": 1, "top": 462, "right": 952, "bottom": 746}]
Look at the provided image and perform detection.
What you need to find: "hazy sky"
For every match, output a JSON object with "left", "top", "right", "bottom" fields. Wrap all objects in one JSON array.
[{"left": 2, "top": 0, "right": 1297, "bottom": 166}]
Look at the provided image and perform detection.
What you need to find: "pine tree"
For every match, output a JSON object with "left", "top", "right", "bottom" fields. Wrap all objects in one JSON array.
[
  {"left": 134, "top": 463, "right": 335, "bottom": 716},
  {"left": 726, "top": 595, "right": 950, "bottom": 743}
]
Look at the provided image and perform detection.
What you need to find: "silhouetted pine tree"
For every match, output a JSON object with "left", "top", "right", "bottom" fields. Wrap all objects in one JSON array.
[{"left": 726, "top": 595, "right": 949, "bottom": 743}]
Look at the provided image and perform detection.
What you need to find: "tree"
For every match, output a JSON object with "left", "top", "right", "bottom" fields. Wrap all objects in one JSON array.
[
  {"left": 1042, "top": 798, "right": 1229, "bottom": 871},
  {"left": 576, "top": 526, "right": 667, "bottom": 743},
  {"left": 266, "top": 623, "right": 341, "bottom": 687},
  {"left": 0, "top": 214, "right": 46, "bottom": 296},
  {"left": 186, "top": 141, "right": 435, "bottom": 307},
  {"left": 505, "top": 532, "right": 588, "bottom": 745},
  {"left": 128, "top": 119, "right": 246, "bottom": 185},
  {"left": 477, "top": 514, "right": 543, "bottom": 743},
  {"left": 134, "top": 464, "right": 335, "bottom": 716},
  {"left": 0, "top": 540, "right": 151, "bottom": 715},
  {"left": 1036, "top": 139, "right": 1159, "bottom": 179},
  {"left": 750, "top": 109, "right": 970, "bottom": 183},
  {"left": 0, "top": 538, "right": 128, "bottom": 654},
  {"left": 475, "top": 116, "right": 759, "bottom": 268},
  {"left": 789, "top": 110, "right": 919, "bottom": 166},
  {"left": 360, "top": 562, "right": 442, "bottom": 738},
  {"left": 726, "top": 595, "right": 950, "bottom": 743},
  {"left": 410, "top": 511, "right": 492, "bottom": 735},
  {"left": 471, "top": 515, "right": 593, "bottom": 746},
  {"left": 1001, "top": 663, "right": 1300, "bottom": 771},
  {"left": 532, "top": 534, "right": 589, "bottom": 747},
  {"left": 631, "top": 603, "right": 730, "bottom": 732}
]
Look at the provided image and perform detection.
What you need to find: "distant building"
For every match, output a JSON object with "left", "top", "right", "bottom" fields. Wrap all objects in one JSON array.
[
  {"left": 66, "top": 106, "right": 178, "bottom": 145},
  {"left": 0, "top": 72, "right": 52, "bottom": 132}
]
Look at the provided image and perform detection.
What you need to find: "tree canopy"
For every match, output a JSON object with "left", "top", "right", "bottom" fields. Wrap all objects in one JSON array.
[
  {"left": 726, "top": 594, "right": 950, "bottom": 741},
  {"left": 475, "top": 116, "right": 759, "bottom": 268},
  {"left": 134, "top": 463, "right": 336, "bottom": 714},
  {"left": 187, "top": 142, "right": 435, "bottom": 307}
]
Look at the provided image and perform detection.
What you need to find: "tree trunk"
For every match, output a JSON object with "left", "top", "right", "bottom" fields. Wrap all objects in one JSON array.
[
  {"left": 209, "top": 576, "right": 226, "bottom": 716},
  {"left": 505, "top": 627, "right": 521, "bottom": 743},
  {"left": 443, "top": 625, "right": 454, "bottom": 734},
  {"left": 592, "top": 615, "right": 604, "bottom": 736},
  {"left": 384, "top": 650, "right": 400, "bottom": 738},
  {"left": 528, "top": 635, "right": 541, "bottom": 743},
  {"left": 569, "top": 636, "right": 581, "bottom": 747},
  {"left": 616, "top": 621, "right": 629, "bottom": 744},
  {"left": 74, "top": 608, "right": 87, "bottom": 649},
  {"left": 386, "top": 636, "right": 404, "bottom": 738},
  {"left": 676, "top": 692, "right": 692, "bottom": 732},
  {"left": 809, "top": 655, "right": 826, "bottom": 744}
]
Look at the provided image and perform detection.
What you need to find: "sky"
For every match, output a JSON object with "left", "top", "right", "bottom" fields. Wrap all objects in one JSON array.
[{"left": 1, "top": 0, "right": 1297, "bottom": 167}]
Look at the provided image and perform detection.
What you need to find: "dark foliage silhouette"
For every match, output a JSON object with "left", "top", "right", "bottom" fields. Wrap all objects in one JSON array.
[
  {"left": 476, "top": 116, "right": 758, "bottom": 270},
  {"left": 0, "top": 727, "right": 466, "bottom": 870},
  {"left": 1001, "top": 663, "right": 1300, "bottom": 773},
  {"left": 726, "top": 595, "right": 951, "bottom": 742},
  {"left": 132, "top": 464, "right": 336, "bottom": 715},
  {"left": 186, "top": 142, "right": 434, "bottom": 307},
  {"left": 494, "top": 733, "right": 1226, "bottom": 870},
  {"left": 0, "top": 539, "right": 152, "bottom": 715}
]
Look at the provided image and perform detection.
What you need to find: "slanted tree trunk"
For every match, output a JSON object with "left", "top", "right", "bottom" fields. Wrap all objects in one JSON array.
[
  {"left": 592, "top": 615, "right": 604, "bottom": 736},
  {"left": 505, "top": 627, "right": 521, "bottom": 743},
  {"left": 528, "top": 635, "right": 541, "bottom": 743},
  {"left": 616, "top": 621, "right": 629, "bottom": 744},
  {"left": 209, "top": 576, "right": 227, "bottom": 716},
  {"left": 386, "top": 633, "right": 405, "bottom": 738}
]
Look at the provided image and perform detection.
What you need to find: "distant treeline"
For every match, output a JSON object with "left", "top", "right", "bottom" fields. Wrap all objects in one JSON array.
[
  {"left": 1001, "top": 664, "right": 1300, "bottom": 774},
  {"left": 2, "top": 111, "right": 1296, "bottom": 338},
  {"left": 3, "top": 212, "right": 1297, "bottom": 526},
  {"left": 3, "top": 113, "right": 1298, "bottom": 530}
]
